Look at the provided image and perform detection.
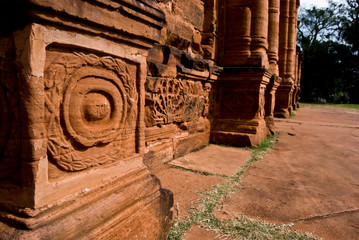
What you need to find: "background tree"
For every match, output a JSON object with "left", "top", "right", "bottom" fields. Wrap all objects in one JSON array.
[{"left": 298, "top": 0, "right": 359, "bottom": 104}]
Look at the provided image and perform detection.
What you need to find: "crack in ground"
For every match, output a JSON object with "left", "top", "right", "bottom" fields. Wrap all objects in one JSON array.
[{"left": 292, "top": 208, "right": 359, "bottom": 223}]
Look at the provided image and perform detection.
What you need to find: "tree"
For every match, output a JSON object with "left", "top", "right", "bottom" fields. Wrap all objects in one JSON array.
[
  {"left": 297, "top": 1, "right": 359, "bottom": 104},
  {"left": 298, "top": 8, "right": 335, "bottom": 46},
  {"left": 341, "top": 0, "right": 359, "bottom": 53}
]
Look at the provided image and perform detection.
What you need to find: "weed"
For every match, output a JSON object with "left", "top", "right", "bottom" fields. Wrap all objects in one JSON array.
[
  {"left": 300, "top": 102, "right": 359, "bottom": 110},
  {"left": 171, "top": 166, "right": 230, "bottom": 179},
  {"left": 167, "top": 133, "right": 318, "bottom": 240}
]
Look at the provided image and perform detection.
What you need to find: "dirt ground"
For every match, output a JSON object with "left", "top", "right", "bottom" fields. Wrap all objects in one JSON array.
[{"left": 156, "top": 105, "right": 359, "bottom": 240}]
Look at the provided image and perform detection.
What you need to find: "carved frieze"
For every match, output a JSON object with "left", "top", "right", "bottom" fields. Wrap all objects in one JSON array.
[
  {"left": 44, "top": 49, "right": 138, "bottom": 172},
  {"left": 145, "top": 77, "right": 211, "bottom": 127}
]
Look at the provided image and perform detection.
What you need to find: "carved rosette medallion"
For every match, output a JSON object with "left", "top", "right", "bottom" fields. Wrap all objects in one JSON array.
[
  {"left": 45, "top": 50, "right": 138, "bottom": 172},
  {"left": 63, "top": 67, "right": 127, "bottom": 147}
]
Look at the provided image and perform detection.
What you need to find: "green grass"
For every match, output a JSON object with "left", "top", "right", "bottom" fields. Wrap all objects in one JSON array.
[
  {"left": 167, "top": 133, "right": 318, "bottom": 240},
  {"left": 171, "top": 165, "right": 230, "bottom": 179},
  {"left": 300, "top": 102, "right": 359, "bottom": 110}
]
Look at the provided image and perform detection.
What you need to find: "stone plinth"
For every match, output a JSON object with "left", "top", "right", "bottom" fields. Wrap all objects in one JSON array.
[
  {"left": 212, "top": 67, "right": 271, "bottom": 146},
  {"left": 265, "top": 75, "right": 282, "bottom": 134},
  {"left": 0, "top": 0, "right": 172, "bottom": 239},
  {"left": 274, "top": 81, "right": 295, "bottom": 118}
]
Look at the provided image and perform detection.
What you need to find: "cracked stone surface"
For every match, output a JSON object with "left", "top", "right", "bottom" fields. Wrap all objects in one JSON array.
[
  {"left": 215, "top": 105, "right": 359, "bottom": 240},
  {"left": 169, "top": 144, "right": 251, "bottom": 177},
  {"left": 154, "top": 165, "right": 227, "bottom": 219}
]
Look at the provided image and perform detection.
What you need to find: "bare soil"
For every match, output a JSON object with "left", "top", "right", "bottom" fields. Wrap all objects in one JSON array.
[
  {"left": 156, "top": 105, "right": 359, "bottom": 239},
  {"left": 215, "top": 106, "right": 359, "bottom": 240}
]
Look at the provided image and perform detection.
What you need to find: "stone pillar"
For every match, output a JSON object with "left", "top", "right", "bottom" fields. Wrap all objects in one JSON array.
[
  {"left": 214, "top": 0, "right": 271, "bottom": 146},
  {"left": 251, "top": 0, "right": 269, "bottom": 68},
  {"left": 278, "top": 0, "right": 290, "bottom": 77},
  {"left": 275, "top": 0, "right": 299, "bottom": 118},
  {"left": 265, "top": 75, "right": 282, "bottom": 134},
  {"left": 202, "top": 0, "right": 218, "bottom": 60},
  {"left": 0, "top": 0, "right": 172, "bottom": 239},
  {"left": 265, "top": 0, "right": 281, "bottom": 134},
  {"left": 267, "top": 0, "right": 280, "bottom": 76},
  {"left": 212, "top": 68, "right": 271, "bottom": 146},
  {"left": 218, "top": 1, "right": 252, "bottom": 66},
  {"left": 293, "top": 45, "right": 304, "bottom": 109}
]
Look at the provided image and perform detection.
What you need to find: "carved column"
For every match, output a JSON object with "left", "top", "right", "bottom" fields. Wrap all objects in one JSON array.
[
  {"left": 214, "top": 0, "right": 271, "bottom": 146},
  {"left": 293, "top": 45, "right": 304, "bottom": 109},
  {"left": 267, "top": 0, "right": 280, "bottom": 76},
  {"left": 278, "top": 0, "right": 290, "bottom": 77},
  {"left": 265, "top": 0, "right": 281, "bottom": 134},
  {"left": 275, "top": 0, "right": 298, "bottom": 118},
  {"left": 251, "top": 0, "right": 269, "bottom": 68},
  {"left": 0, "top": 0, "right": 172, "bottom": 239},
  {"left": 218, "top": 0, "right": 252, "bottom": 66},
  {"left": 202, "top": 0, "right": 218, "bottom": 60},
  {"left": 265, "top": 75, "right": 282, "bottom": 134}
]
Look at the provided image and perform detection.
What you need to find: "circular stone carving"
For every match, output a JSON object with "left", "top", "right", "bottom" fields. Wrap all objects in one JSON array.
[
  {"left": 63, "top": 67, "right": 127, "bottom": 147},
  {"left": 83, "top": 92, "right": 111, "bottom": 122}
]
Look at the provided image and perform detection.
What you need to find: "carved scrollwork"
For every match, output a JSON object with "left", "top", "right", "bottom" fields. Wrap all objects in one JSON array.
[
  {"left": 45, "top": 51, "right": 137, "bottom": 172},
  {"left": 145, "top": 77, "right": 211, "bottom": 126}
]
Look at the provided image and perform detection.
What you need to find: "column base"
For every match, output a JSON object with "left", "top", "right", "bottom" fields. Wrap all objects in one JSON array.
[
  {"left": 274, "top": 83, "right": 294, "bottom": 118},
  {"left": 265, "top": 117, "right": 275, "bottom": 135},
  {"left": 212, "top": 119, "right": 267, "bottom": 147},
  {"left": 274, "top": 107, "right": 291, "bottom": 118},
  {"left": 264, "top": 75, "right": 282, "bottom": 134},
  {"left": 212, "top": 67, "right": 271, "bottom": 147},
  {"left": 0, "top": 167, "right": 173, "bottom": 240}
]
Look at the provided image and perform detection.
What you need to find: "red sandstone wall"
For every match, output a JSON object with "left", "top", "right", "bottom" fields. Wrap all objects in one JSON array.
[{"left": 144, "top": 0, "right": 218, "bottom": 169}]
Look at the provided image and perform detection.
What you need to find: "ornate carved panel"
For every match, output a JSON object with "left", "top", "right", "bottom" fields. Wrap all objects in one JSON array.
[
  {"left": 44, "top": 48, "right": 138, "bottom": 172},
  {"left": 145, "top": 77, "right": 211, "bottom": 127}
]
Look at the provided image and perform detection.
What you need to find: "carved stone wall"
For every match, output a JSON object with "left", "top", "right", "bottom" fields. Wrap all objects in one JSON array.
[
  {"left": 44, "top": 47, "right": 138, "bottom": 175},
  {"left": 0, "top": 0, "right": 303, "bottom": 238},
  {"left": 143, "top": 0, "right": 219, "bottom": 169},
  {"left": 145, "top": 77, "right": 210, "bottom": 126},
  {"left": 0, "top": 0, "right": 173, "bottom": 239},
  {"left": 144, "top": 43, "right": 215, "bottom": 169}
]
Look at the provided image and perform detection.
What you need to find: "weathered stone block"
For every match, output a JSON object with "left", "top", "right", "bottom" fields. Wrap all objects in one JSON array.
[
  {"left": 0, "top": 0, "right": 173, "bottom": 239},
  {"left": 212, "top": 67, "right": 271, "bottom": 146}
]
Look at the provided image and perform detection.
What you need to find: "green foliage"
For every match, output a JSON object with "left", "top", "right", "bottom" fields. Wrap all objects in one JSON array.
[
  {"left": 333, "top": 91, "right": 350, "bottom": 104},
  {"left": 298, "top": 1, "right": 359, "bottom": 104},
  {"left": 341, "top": 0, "right": 359, "bottom": 52}
]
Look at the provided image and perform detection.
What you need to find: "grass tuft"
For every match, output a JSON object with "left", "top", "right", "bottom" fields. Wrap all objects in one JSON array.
[
  {"left": 300, "top": 102, "right": 359, "bottom": 110},
  {"left": 167, "top": 133, "right": 318, "bottom": 240}
]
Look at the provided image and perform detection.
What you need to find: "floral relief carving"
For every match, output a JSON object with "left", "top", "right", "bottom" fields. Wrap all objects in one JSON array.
[
  {"left": 45, "top": 50, "right": 138, "bottom": 172},
  {"left": 145, "top": 77, "right": 211, "bottom": 127}
]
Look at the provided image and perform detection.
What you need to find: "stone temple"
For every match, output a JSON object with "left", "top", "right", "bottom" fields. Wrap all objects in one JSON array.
[{"left": 0, "top": 0, "right": 302, "bottom": 239}]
